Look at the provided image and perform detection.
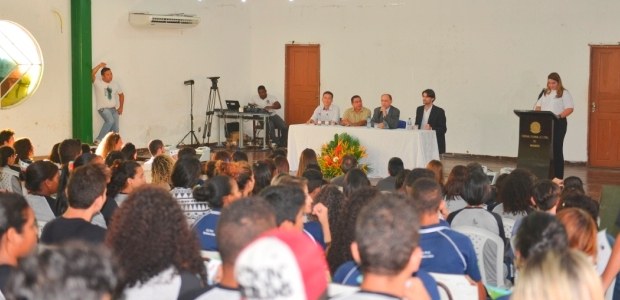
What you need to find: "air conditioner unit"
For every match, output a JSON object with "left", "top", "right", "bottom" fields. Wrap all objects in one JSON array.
[{"left": 129, "top": 12, "right": 200, "bottom": 29}]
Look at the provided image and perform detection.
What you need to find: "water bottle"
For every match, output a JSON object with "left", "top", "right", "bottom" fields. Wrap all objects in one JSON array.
[
  {"left": 366, "top": 117, "right": 371, "bottom": 128},
  {"left": 407, "top": 118, "right": 413, "bottom": 130}
]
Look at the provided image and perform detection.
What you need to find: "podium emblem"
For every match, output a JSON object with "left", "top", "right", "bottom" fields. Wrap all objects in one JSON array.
[{"left": 530, "top": 121, "right": 541, "bottom": 134}]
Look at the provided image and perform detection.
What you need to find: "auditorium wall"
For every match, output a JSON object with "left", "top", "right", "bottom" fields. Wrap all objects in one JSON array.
[{"left": 2, "top": 0, "right": 620, "bottom": 163}]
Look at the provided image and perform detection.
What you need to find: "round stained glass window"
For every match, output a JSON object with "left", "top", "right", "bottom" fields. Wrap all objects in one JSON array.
[{"left": 0, "top": 20, "right": 43, "bottom": 109}]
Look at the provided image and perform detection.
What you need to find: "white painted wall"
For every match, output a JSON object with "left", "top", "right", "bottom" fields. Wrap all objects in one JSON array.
[{"left": 2, "top": 0, "right": 620, "bottom": 162}]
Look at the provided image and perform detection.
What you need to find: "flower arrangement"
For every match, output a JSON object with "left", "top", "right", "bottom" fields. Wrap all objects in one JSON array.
[{"left": 318, "top": 133, "right": 370, "bottom": 179}]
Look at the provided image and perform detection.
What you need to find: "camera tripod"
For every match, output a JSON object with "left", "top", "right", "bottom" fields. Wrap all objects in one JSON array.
[
  {"left": 202, "top": 77, "right": 225, "bottom": 145},
  {"left": 177, "top": 79, "right": 200, "bottom": 147}
]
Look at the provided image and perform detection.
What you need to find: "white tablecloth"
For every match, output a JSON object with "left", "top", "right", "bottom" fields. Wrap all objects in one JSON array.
[{"left": 287, "top": 124, "right": 440, "bottom": 178}]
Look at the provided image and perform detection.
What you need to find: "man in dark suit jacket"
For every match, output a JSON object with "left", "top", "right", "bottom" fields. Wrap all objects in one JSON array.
[
  {"left": 415, "top": 89, "right": 447, "bottom": 154},
  {"left": 371, "top": 94, "right": 400, "bottom": 129}
]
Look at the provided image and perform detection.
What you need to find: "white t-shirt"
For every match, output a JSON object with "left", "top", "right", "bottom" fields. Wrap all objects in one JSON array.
[
  {"left": 93, "top": 77, "right": 122, "bottom": 109},
  {"left": 421, "top": 105, "right": 434, "bottom": 128},
  {"left": 536, "top": 90, "right": 574, "bottom": 115},
  {"left": 249, "top": 94, "right": 278, "bottom": 114},
  {"left": 123, "top": 267, "right": 182, "bottom": 300}
]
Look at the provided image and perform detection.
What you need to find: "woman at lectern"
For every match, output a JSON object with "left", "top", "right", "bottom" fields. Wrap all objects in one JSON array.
[{"left": 535, "top": 72, "right": 574, "bottom": 179}]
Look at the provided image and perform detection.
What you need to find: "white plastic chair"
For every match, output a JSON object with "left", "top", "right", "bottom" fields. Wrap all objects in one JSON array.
[{"left": 452, "top": 225, "right": 505, "bottom": 288}]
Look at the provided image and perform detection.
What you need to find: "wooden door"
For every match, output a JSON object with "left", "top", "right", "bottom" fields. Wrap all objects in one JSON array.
[
  {"left": 589, "top": 46, "right": 620, "bottom": 168},
  {"left": 285, "top": 45, "right": 320, "bottom": 125}
]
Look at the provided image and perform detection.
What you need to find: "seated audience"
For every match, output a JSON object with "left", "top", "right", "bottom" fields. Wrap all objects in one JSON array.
[
  {"left": 47, "top": 142, "right": 61, "bottom": 165},
  {"left": 335, "top": 193, "right": 436, "bottom": 300},
  {"left": 212, "top": 150, "right": 230, "bottom": 162},
  {"left": 81, "top": 143, "right": 92, "bottom": 155},
  {"left": 95, "top": 132, "right": 122, "bottom": 159},
  {"left": 426, "top": 159, "right": 444, "bottom": 189},
  {"left": 233, "top": 161, "right": 255, "bottom": 197},
  {"left": 13, "top": 137, "right": 34, "bottom": 171},
  {"left": 276, "top": 174, "right": 327, "bottom": 248},
  {"left": 328, "top": 187, "right": 379, "bottom": 275},
  {"left": 312, "top": 184, "right": 345, "bottom": 248},
  {"left": 55, "top": 138, "right": 82, "bottom": 214},
  {"left": 121, "top": 142, "right": 137, "bottom": 160},
  {"left": 375, "top": 157, "right": 404, "bottom": 192},
  {"left": 531, "top": 179, "right": 561, "bottom": 214},
  {"left": 104, "top": 150, "right": 125, "bottom": 167},
  {"left": 6, "top": 241, "right": 118, "bottom": 300},
  {"left": 513, "top": 211, "right": 567, "bottom": 265},
  {"left": 447, "top": 171, "right": 506, "bottom": 239},
  {"left": 492, "top": 168, "right": 535, "bottom": 220},
  {"left": 143, "top": 139, "right": 165, "bottom": 182},
  {"left": 193, "top": 176, "right": 241, "bottom": 251},
  {"left": 403, "top": 168, "right": 435, "bottom": 197},
  {"left": 394, "top": 169, "right": 411, "bottom": 194},
  {"left": 170, "top": 157, "right": 209, "bottom": 225},
  {"left": 296, "top": 148, "right": 318, "bottom": 177},
  {"left": 235, "top": 229, "right": 329, "bottom": 300},
  {"left": 184, "top": 197, "right": 276, "bottom": 300},
  {"left": 73, "top": 152, "right": 104, "bottom": 168},
  {"left": 0, "top": 129, "right": 15, "bottom": 147},
  {"left": 413, "top": 178, "right": 482, "bottom": 286},
  {"left": 343, "top": 168, "right": 371, "bottom": 199},
  {"left": 100, "top": 160, "right": 146, "bottom": 226},
  {"left": 106, "top": 186, "right": 207, "bottom": 299},
  {"left": 273, "top": 155, "right": 290, "bottom": 177},
  {"left": 302, "top": 168, "right": 326, "bottom": 200},
  {"left": 330, "top": 154, "right": 357, "bottom": 187},
  {"left": 259, "top": 185, "right": 306, "bottom": 233},
  {"left": 107, "top": 160, "right": 145, "bottom": 207},
  {"left": 24, "top": 161, "right": 60, "bottom": 228},
  {"left": 252, "top": 160, "right": 273, "bottom": 195},
  {"left": 512, "top": 250, "right": 603, "bottom": 300},
  {"left": 40, "top": 163, "right": 107, "bottom": 245},
  {"left": 557, "top": 208, "right": 598, "bottom": 262},
  {"left": 151, "top": 154, "right": 175, "bottom": 190},
  {"left": 232, "top": 150, "right": 248, "bottom": 162},
  {"left": 0, "top": 193, "right": 38, "bottom": 295},
  {"left": 444, "top": 165, "right": 468, "bottom": 213},
  {"left": 0, "top": 146, "right": 22, "bottom": 194},
  {"left": 176, "top": 146, "right": 197, "bottom": 160}
]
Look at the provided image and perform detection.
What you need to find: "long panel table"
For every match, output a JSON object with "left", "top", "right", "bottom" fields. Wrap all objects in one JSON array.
[{"left": 287, "top": 124, "right": 440, "bottom": 178}]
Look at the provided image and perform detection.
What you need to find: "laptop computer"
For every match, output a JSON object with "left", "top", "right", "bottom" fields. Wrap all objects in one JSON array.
[{"left": 225, "top": 100, "right": 240, "bottom": 112}]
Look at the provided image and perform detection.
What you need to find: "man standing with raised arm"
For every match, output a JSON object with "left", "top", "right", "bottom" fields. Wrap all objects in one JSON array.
[{"left": 92, "top": 62, "right": 124, "bottom": 145}]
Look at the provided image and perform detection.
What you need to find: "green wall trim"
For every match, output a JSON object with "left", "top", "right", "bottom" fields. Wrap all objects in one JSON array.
[{"left": 70, "top": 0, "right": 92, "bottom": 142}]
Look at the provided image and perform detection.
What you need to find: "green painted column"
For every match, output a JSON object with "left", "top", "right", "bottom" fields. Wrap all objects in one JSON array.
[{"left": 70, "top": 0, "right": 93, "bottom": 142}]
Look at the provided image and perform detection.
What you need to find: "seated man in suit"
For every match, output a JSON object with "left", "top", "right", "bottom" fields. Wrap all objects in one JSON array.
[
  {"left": 371, "top": 93, "right": 400, "bottom": 129},
  {"left": 415, "top": 89, "right": 447, "bottom": 154}
]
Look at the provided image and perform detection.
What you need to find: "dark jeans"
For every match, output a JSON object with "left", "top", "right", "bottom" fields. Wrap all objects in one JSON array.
[
  {"left": 553, "top": 118, "right": 567, "bottom": 179},
  {"left": 267, "top": 114, "right": 288, "bottom": 146}
]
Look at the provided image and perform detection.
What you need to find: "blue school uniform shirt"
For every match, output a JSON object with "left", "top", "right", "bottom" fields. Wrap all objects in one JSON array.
[
  {"left": 303, "top": 221, "right": 326, "bottom": 249},
  {"left": 193, "top": 209, "right": 221, "bottom": 251},
  {"left": 419, "top": 223, "right": 481, "bottom": 282},
  {"left": 332, "top": 260, "right": 440, "bottom": 300}
]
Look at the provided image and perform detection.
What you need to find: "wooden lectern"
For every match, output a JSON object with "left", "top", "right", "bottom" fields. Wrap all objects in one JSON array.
[{"left": 513, "top": 110, "right": 558, "bottom": 179}]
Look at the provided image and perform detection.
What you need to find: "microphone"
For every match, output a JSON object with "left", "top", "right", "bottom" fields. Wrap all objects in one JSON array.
[
  {"left": 184, "top": 79, "right": 195, "bottom": 85},
  {"left": 533, "top": 88, "right": 545, "bottom": 109}
]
